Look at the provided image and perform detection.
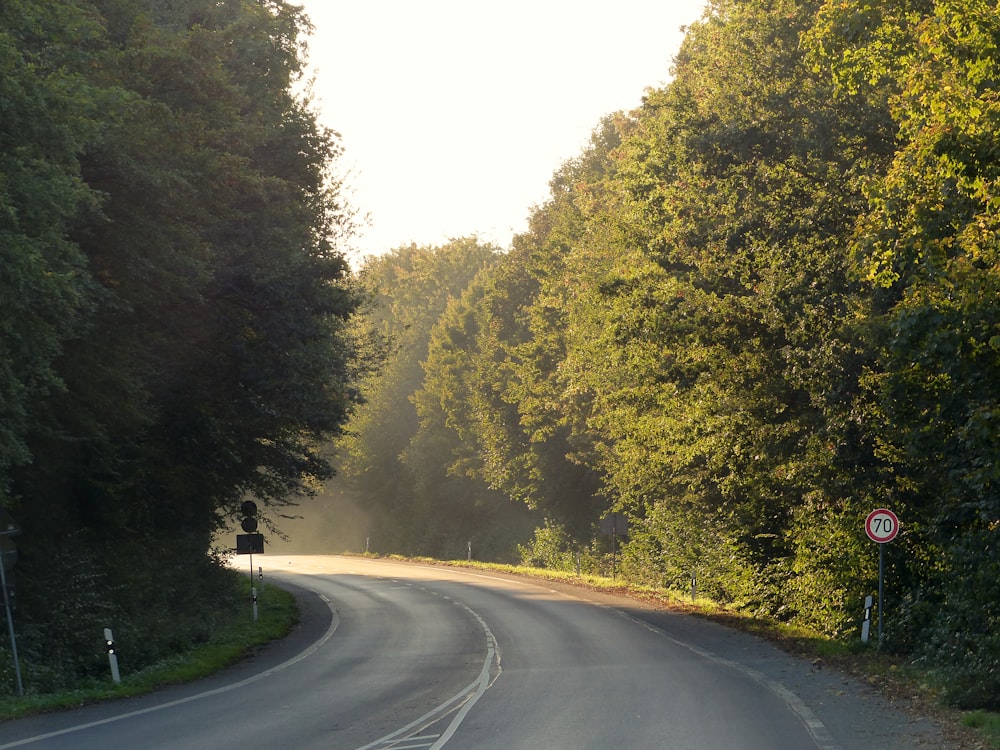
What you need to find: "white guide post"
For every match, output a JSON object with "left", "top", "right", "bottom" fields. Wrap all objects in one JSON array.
[{"left": 104, "top": 627, "right": 121, "bottom": 684}]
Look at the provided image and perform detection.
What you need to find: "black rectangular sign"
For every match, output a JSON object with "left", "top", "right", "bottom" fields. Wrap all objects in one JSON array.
[{"left": 236, "top": 533, "right": 264, "bottom": 554}]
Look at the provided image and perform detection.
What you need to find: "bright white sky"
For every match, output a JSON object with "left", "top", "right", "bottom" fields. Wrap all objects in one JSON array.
[{"left": 294, "top": 1, "right": 708, "bottom": 262}]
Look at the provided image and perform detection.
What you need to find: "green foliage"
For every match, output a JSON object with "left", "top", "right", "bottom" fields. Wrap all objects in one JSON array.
[
  {"left": 516, "top": 520, "right": 623, "bottom": 576},
  {"left": 340, "top": 239, "right": 539, "bottom": 558},
  {"left": 507, "top": 0, "right": 895, "bottom": 624},
  {"left": 0, "top": 0, "right": 362, "bottom": 690},
  {"left": 362, "top": 0, "right": 1000, "bottom": 708},
  {"left": 0, "top": 0, "right": 110, "bottom": 497},
  {"left": 621, "top": 502, "right": 758, "bottom": 606},
  {"left": 0, "top": 574, "right": 296, "bottom": 712},
  {"left": 962, "top": 711, "right": 1000, "bottom": 748},
  {"left": 517, "top": 521, "right": 579, "bottom": 571},
  {"left": 10, "top": 543, "right": 242, "bottom": 693},
  {"left": 786, "top": 493, "right": 877, "bottom": 637},
  {"left": 810, "top": 0, "right": 1000, "bottom": 702},
  {"left": 906, "top": 527, "right": 1000, "bottom": 708}
]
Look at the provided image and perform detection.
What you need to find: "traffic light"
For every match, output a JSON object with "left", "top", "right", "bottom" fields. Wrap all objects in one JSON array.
[{"left": 240, "top": 500, "right": 258, "bottom": 533}]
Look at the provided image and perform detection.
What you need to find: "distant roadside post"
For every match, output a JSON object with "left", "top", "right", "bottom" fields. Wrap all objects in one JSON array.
[
  {"left": 0, "top": 509, "right": 22, "bottom": 695},
  {"left": 600, "top": 513, "right": 628, "bottom": 580},
  {"left": 865, "top": 508, "right": 900, "bottom": 646}
]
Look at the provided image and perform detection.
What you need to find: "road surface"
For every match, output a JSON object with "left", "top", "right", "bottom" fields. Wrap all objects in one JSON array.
[{"left": 0, "top": 555, "right": 952, "bottom": 749}]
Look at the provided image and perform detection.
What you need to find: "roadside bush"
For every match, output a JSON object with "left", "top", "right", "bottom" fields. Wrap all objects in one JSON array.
[
  {"left": 620, "top": 502, "right": 756, "bottom": 605},
  {"left": 7, "top": 532, "right": 242, "bottom": 695},
  {"left": 786, "top": 493, "right": 876, "bottom": 638},
  {"left": 517, "top": 521, "right": 578, "bottom": 571},
  {"left": 911, "top": 529, "right": 1000, "bottom": 709},
  {"left": 14, "top": 534, "right": 118, "bottom": 693}
]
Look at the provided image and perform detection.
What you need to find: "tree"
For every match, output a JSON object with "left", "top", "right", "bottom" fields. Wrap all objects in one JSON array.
[
  {"left": 341, "top": 239, "right": 500, "bottom": 555},
  {"left": 4, "top": 0, "right": 364, "bottom": 687},
  {"left": 549, "top": 0, "right": 896, "bottom": 615},
  {"left": 0, "top": 0, "right": 109, "bottom": 503},
  {"left": 811, "top": 0, "right": 1000, "bottom": 703}
]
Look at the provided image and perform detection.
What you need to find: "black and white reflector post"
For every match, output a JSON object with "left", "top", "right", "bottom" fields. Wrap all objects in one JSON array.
[{"left": 104, "top": 627, "right": 120, "bottom": 684}]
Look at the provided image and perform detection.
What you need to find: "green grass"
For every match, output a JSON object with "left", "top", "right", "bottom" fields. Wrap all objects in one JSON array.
[
  {"left": 0, "top": 580, "right": 298, "bottom": 722},
  {"left": 964, "top": 711, "right": 1000, "bottom": 748}
]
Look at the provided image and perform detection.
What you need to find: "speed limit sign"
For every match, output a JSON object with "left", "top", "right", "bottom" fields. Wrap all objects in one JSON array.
[{"left": 865, "top": 508, "right": 900, "bottom": 543}]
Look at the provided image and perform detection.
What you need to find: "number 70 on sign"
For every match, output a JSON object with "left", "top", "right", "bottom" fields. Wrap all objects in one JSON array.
[{"left": 865, "top": 508, "right": 900, "bottom": 543}]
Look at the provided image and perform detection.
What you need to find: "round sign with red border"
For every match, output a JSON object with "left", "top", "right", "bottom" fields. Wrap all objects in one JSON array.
[{"left": 865, "top": 508, "right": 900, "bottom": 543}]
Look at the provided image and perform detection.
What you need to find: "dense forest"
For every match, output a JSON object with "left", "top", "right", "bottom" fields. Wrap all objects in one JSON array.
[
  {"left": 0, "top": 0, "right": 362, "bottom": 690},
  {"left": 338, "top": 0, "right": 1000, "bottom": 709},
  {"left": 2, "top": 0, "right": 999, "bottom": 712}
]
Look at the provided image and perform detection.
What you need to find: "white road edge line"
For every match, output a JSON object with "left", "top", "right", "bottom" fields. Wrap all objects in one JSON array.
[
  {"left": 0, "top": 588, "right": 341, "bottom": 750},
  {"left": 398, "top": 561, "right": 839, "bottom": 750},
  {"left": 620, "top": 612, "right": 843, "bottom": 750}
]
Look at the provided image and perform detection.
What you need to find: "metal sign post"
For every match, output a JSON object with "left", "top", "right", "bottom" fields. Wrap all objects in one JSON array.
[
  {"left": 0, "top": 510, "right": 23, "bottom": 696},
  {"left": 236, "top": 499, "right": 265, "bottom": 621},
  {"left": 865, "top": 508, "right": 900, "bottom": 646},
  {"left": 249, "top": 550, "right": 258, "bottom": 622},
  {"left": 0, "top": 546, "right": 21, "bottom": 696}
]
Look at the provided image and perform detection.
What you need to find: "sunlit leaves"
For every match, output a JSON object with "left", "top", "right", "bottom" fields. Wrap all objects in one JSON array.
[
  {"left": 340, "top": 239, "right": 506, "bottom": 554},
  {"left": 811, "top": 0, "right": 1000, "bottom": 699}
]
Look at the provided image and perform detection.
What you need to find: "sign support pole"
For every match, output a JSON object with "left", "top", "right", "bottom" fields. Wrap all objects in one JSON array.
[
  {"left": 600, "top": 513, "right": 628, "bottom": 581},
  {"left": 878, "top": 542, "right": 885, "bottom": 645},
  {"left": 865, "top": 508, "right": 899, "bottom": 649},
  {"left": 611, "top": 525, "right": 617, "bottom": 580}
]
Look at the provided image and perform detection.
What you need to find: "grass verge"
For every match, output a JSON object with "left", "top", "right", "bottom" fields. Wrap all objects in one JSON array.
[
  {"left": 0, "top": 578, "right": 298, "bottom": 722},
  {"left": 964, "top": 711, "right": 1000, "bottom": 748}
]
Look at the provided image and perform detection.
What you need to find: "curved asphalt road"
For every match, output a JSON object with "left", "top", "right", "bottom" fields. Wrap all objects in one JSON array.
[{"left": 0, "top": 555, "right": 951, "bottom": 749}]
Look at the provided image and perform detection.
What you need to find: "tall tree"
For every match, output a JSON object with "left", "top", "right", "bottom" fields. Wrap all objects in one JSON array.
[
  {"left": 566, "top": 0, "right": 897, "bottom": 614},
  {"left": 4, "top": 0, "right": 364, "bottom": 686},
  {"left": 811, "top": 0, "right": 1000, "bottom": 704},
  {"left": 0, "top": 0, "right": 108, "bottom": 503},
  {"left": 341, "top": 239, "right": 499, "bottom": 555}
]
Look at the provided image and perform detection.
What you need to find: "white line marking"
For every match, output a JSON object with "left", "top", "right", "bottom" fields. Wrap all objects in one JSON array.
[
  {"left": 355, "top": 599, "right": 501, "bottom": 750},
  {"left": 0, "top": 586, "right": 341, "bottom": 749},
  {"left": 430, "top": 603, "right": 498, "bottom": 750},
  {"left": 619, "top": 611, "right": 842, "bottom": 750}
]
